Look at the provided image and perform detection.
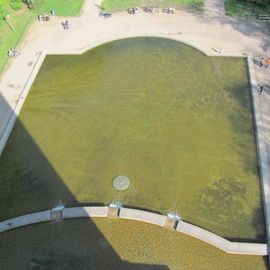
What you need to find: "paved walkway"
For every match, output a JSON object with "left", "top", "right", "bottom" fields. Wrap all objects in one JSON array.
[
  {"left": 204, "top": 0, "right": 225, "bottom": 17},
  {"left": 0, "top": 0, "right": 270, "bottom": 251}
]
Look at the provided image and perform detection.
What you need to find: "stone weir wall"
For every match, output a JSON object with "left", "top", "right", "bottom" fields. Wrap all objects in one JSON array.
[{"left": 0, "top": 206, "right": 267, "bottom": 256}]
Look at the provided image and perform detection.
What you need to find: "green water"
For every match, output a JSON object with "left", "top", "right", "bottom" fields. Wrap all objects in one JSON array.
[
  {"left": 0, "top": 218, "right": 267, "bottom": 269},
  {"left": 0, "top": 37, "right": 265, "bottom": 241}
]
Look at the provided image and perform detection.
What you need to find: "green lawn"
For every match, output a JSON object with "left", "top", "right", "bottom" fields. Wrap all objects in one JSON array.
[
  {"left": 0, "top": 0, "right": 84, "bottom": 73},
  {"left": 0, "top": 4, "right": 32, "bottom": 72},
  {"left": 101, "top": 0, "right": 203, "bottom": 12},
  {"left": 225, "top": 0, "right": 270, "bottom": 17},
  {"left": 30, "top": 0, "right": 84, "bottom": 16}
]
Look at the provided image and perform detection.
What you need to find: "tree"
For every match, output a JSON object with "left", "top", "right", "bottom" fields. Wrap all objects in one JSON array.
[
  {"left": 24, "top": 0, "right": 42, "bottom": 10},
  {"left": 10, "top": 0, "right": 24, "bottom": 11},
  {"left": 23, "top": 0, "right": 33, "bottom": 9}
]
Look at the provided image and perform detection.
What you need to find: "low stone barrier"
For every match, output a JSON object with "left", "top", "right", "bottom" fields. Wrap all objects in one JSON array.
[
  {"left": 176, "top": 220, "right": 267, "bottom": 255},
  {"left": 63, "top": 206, "right": 108, "bottom": 219},
  {"left": 0, "top": 51, "right": 46, "bottom": 156},
  {"left": 230, "top": 242, "right": 267, "bottom": 255},
  {"left": 119, "top": 208, "right": 166, "bottom": 226},
  {"left": 0, "top": 210, "right": 50, "bottom": 233},
  {"left": 247, "top": 56, "right": 270, "bottom": 251}
]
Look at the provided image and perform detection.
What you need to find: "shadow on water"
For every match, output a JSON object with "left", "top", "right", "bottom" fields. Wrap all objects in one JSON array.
[
  {"left": 220, "top": 60, "right": 266, "bottom": 242},
  {"left": 194, "top": 57, "right": 266, "bottom": 242},
  {"left": 0, "top": 94, "right": 169, "bottom": 270},
  {"left": 225, "top": 206, "right": 267, "bottom": 243},
  {"left": 208, "top": 58, "right": 260, "bottom": 176},
  {"left": 197, "top": 178, "right": 266, "bottom": 242}
]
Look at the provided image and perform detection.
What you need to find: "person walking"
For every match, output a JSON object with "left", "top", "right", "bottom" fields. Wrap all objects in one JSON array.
[
  {"left": 219, "top": 48, "right": 224, "bottom": 54},
  {"left": 260, "top": 57, "right": 264, "bottom": 67},
  {"left": 265, "top": 57, "right": 270, "bottom": 69},
  {"left": 258, "top": 83, "right": 264, "bottom": 95}
]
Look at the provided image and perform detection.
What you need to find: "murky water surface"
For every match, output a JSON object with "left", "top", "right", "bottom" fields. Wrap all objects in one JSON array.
[
  {"left": 0, "top": 218, "right": 267, "bottom": 270},
  {"left": 0, "top": 37, "right": 265, "bottom": 241}
]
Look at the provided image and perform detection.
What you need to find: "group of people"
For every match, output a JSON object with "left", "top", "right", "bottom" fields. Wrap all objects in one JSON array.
[
  {"left": 100, "top": 11, "right": 112, "bottom": 19},
  {"left": 38, "top": 11, "right": 55, "bottom": 22},
  {"left": 258, "top": 57, "right": 270, "bottom": 95},
  {"left": 8, "top": 48, "right": 19, "bottom": 58},
  {"left": 128, "top": 7, "right": 140, "bottom": 15},
  {"left": 143, "top": 7, "right": 159, "bottom": 13},
  {"left": 62, "top": 20, "right": 71, "bottom": 30},
  {"left": 38, "top": 12, "right": 71, "bottom": 29},
  {"left": 259, "top": 57, "right": 270, "bottom": 68},
  {"left": 38, "top": 14, "right": 50, "bottom": 22},
  {"left": 163, "top": 7, "right": 176, "bottom": 14},
  {"left": 127, "top": 7, "right": 175, "bottom": 15}
]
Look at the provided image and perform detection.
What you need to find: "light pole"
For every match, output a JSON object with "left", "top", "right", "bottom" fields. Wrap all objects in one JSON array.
[{"left": 5, "top": 14, "right": 14, "bottom": 32}]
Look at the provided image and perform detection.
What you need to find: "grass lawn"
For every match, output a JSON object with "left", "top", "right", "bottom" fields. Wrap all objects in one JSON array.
[
  {"left": 0, "top": 0, "right": 84, "bottom": 73},
  {"left": 0, "top": 4, "right": 33, "bottom": 72},
  {"left": 101, "top": 0, "right": 203, "bottom": 12},
  {"left": 31, "top": 0, "right": 84, "bottom": 16},
  {"left": 225, "top": 0, "right": 270, "bottom": 17}
]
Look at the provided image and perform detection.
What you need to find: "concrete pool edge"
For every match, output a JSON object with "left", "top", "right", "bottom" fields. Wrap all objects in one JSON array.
[
  {"left": 0, "top": 35, "right": 268, "bottom": 254},
  {"left": 247, "top": 57, "right": 270, "bottom": 247},
  {"left": 0, "top": 50, "right": 46, "bottom": 157},
  {"left": 0, "top": 206, "right": 267, "bottom": 256},
  {"left": 45, "top": 34, "right": 247, "bottom": 57}
]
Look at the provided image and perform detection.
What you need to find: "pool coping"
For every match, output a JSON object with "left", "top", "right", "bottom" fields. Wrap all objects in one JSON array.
[
  {"left": 247, "top": 56, "right": 270, "bottom": 248},
  {"left": 0, "top": 35, "right": 268, "bottom": 255}
]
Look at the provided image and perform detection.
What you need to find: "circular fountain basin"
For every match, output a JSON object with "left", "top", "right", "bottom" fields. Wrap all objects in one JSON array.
[{"left": 113, "top": 175, "right": 130, "bottom": 191}]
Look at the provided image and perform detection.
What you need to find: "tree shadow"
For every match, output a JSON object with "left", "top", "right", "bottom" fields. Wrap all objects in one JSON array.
[
  {"left": 191, "top": 56, "right": 267, "bottom": 242},
  {"left": 191, "top": 9, "right": 270, "bottom": 54},
  {"left": 198, "top": 177, "right": 266, "bottom": 242},
  {"left": 0, "top": 94, "right": 169, "bottom": 269},
  {"left": 218, "top": 59, "right": 267, "bottom": 241}
]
